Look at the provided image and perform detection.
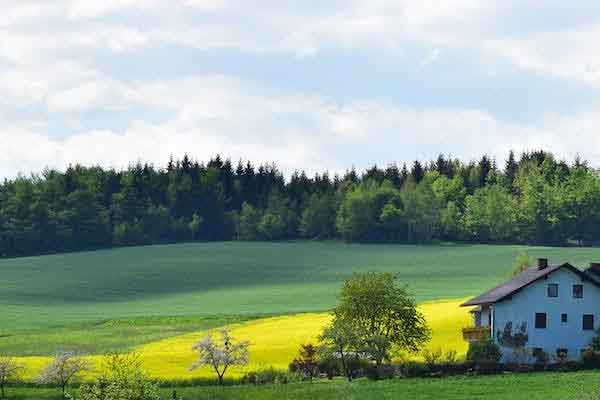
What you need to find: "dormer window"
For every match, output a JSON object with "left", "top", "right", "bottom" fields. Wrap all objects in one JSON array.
[
  {"left": 573, "top": 284, "right": 583, "bottom": 299},
  {"left": 547, "top": 283, "right": 558, "bottom": 298}
]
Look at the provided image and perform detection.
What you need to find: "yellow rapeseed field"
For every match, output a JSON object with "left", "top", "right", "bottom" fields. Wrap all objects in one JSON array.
[{"left": 17, "top": 298, "right": 472, "bottom": 381}]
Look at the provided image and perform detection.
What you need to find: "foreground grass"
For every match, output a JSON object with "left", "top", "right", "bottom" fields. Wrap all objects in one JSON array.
[{"left": 9, "top": 372, "right": 600, "bottom": 400}]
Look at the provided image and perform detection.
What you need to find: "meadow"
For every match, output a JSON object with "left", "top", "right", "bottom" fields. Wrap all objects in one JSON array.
[
  {"left": 3, "top": 241, "right": 600, "bottom": 384},
  {"left": 8, "top": 371, "right": 600, "bottom": 400},
  {"left": 12, "top": 299, "right": 470, "bottom": 380}
]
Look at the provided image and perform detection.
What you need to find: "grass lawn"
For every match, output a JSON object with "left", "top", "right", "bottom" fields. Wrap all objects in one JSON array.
[
  {"left": 8, "top": 372, "right": 600, "bottom": 400},
  {"left": 3, "top": 241, "right": 600, "bottom": 356}
]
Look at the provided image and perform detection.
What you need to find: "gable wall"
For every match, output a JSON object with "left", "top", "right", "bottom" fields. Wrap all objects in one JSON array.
[{"left": 493, "top": 268, "right": 600, "bottom": 362}]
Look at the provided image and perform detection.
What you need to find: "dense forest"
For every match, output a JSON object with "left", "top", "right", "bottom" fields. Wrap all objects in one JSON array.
[{"left": 1, "top": 150, "right": 599, "bottom": 257}]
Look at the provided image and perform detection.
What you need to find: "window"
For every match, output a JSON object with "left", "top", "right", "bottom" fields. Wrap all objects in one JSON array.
[
  {"left": 561, "top": 313, "right": 568, "bottom": 323},
  {"left": 535, "top": 313, "right": 547, "bottom": 329},
  {"left": 583, "top": 314, "right": 594, "bottom": 331},
  {"left": 547, "top": 283, "right": 558, "bottom": 297},
  {"left": 573, "top": 284, "right": 584, "bottom": 299}
]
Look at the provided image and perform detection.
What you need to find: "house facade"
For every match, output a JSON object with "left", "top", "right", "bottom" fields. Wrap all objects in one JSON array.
[{"left": 462, "top": 259, "right": 600, "bottom": 362}]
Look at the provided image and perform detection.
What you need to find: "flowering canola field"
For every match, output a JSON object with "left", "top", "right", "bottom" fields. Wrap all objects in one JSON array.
[{"left": 17, "top": 298, "right": 471, "bottom": 381}]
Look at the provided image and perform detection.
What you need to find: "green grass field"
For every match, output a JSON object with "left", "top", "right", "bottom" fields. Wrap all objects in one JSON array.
[
  {"left": 3, "top": 241, "right": 600, "bottom": 356},
  {"left": 7, "top": 372, "right": 600, "bottom": 400}
]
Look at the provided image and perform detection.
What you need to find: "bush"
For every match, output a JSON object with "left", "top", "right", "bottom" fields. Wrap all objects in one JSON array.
[
  {"left": 581, "top": 348, "right": 600, "bottom": 369},
  {"left": 532, "top": 349, "right": 549, "bottom": 370},
  {"left": 317, "top": 355, "right": 341, "bottom": 379},
  {"left": 422, "top": 348, "right": 442, "bottom": 367},
  {"left": 365, "top": 364, "right": 396, "bottom": 381},
  {"left": 428, "top": 361, "right": 470, "bottom": 376},
  {"left": 552, "top": 361, "right": 582, "bottom": 372},
  {"left": 343, "top": 357, "right": 371, "bottom": 380},
  {"left": 76, "top": 353, "right": 160, "bottom": 400},
  {"left": 399, "top": 361, "right": 430, "bottom": 378},
  {"left": 466, "top": 340, "right": 502, "bottom": 363},
  {"left": 504, "top": 362, "right": 534, "bottom": 373},
  {"left": 473, "top": 360, "right": 503, "bottom": 375},
  {"left": 444, "top": 349, "right": 458, "bottom": 364},
  {"left": 241, "top": 368, "right": 301, "bottom": 385}
]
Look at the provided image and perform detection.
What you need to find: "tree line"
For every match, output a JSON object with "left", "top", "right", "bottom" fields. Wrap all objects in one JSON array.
[{"left": 1, "top": 150, "right": 599, "bottom": 257}]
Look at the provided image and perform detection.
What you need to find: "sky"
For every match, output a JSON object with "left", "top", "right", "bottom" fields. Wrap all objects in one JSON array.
[{"left": 2, "top": 0, "right": 600, "bottom": 178}]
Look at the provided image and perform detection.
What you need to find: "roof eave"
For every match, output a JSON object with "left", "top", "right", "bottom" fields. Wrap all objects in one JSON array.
[{"left": 460, "top": 300, "right": 494, "bottom": 307}]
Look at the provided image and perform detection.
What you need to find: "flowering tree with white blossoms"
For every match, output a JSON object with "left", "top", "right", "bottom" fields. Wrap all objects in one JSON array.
[
  {"left": 37, "top": 350, "right": 91, "bottom": 398},
  {"left": 190, "top": 328, "right": 250, "bottom": 385},
  {"left": 0, "top": 356, "right": 25, "bottom": 400}
]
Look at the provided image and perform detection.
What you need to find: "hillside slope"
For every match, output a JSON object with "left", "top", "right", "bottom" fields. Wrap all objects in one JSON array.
[{"left": 3, "top": 241, "right": 600, "bottom": 331}]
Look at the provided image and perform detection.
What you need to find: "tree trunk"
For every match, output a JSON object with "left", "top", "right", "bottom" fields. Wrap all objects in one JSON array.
[
  {"left": 1, "top": 384, "right": 5, "bottom": 400},
  {"left": 218, "top": 374, "right": 223, "bottom": 385},
  {"left": 340, "top": 353, "right": 352, "bottom": 382}
]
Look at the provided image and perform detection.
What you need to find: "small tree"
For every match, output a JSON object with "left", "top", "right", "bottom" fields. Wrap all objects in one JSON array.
[
  {"left": 497, "top": 321, "right": 529, "bottom": 363},
  {"left": 38, "top": 350, "right": 91, "bottom": 398},
  {"left": 190, "top": 328, "right": 249, "bottom": 385},
  {"left": 0, "top": 357, "right": 24, "bottom": 400},
  {"left": 333, "top": 272, "right": 430, "bottom": 365},
  {"left": 237, "top": 202, "right": 260, "bottom": 240},
  {"left": 589, "top": 329, "right": 600, "bottom": 352},
  {"left": 422, "top": 347, "right": 442, "bottom": 368},
  {"left": 466, "top": 340, "right": 502, "bottom": 363},
  {"left": 319, "top": 319, "right": 361, "bottom": 382},
  {"left": 78, "top": 353, "right": 160, "bottom": 400},
  {"left": 291, "top": 344, "right": 318, "bottom": 382},
  {"left": 512, "top": 252, "right": 533, "bottom": 276}
]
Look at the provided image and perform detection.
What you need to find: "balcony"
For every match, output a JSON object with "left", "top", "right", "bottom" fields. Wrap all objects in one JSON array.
[{"left": 462, "top": 326, "right": 491, "bottom": 342}]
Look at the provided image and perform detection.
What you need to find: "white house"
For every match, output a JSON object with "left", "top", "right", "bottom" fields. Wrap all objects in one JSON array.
[{"left": 461, "top": 258, "right": 600, "bottom": 362}]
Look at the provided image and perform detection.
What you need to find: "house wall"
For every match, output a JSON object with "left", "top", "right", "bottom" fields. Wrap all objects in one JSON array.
[{"left": 492, "top": 268, "right": 600, "bottom": 362}]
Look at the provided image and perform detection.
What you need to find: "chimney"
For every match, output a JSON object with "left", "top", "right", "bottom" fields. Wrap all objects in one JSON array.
[
  {"left": 537, "top": 258, "right": 548, "bottom": 270},
  {"left": 588, "top": 262, "right": 600, "bottom": 276}
]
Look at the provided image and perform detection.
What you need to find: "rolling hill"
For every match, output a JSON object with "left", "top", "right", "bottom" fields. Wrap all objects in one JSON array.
[{"left": 3, "top": 241, "right": 600, "bottom": 356}]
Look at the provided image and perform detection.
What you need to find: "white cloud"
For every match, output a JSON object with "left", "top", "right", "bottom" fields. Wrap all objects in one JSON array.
[
  {"left": 3, "top": 0, "right": 600, "bottom": 87},
  {"left": 1, "top": 74, "right": 600, "bottom": 179},
  {"left": 1, "top": 0, "right": 600, "bottom": 180},
  {"left": 487, "top": 24, "right": 600, "bottom": 87}
]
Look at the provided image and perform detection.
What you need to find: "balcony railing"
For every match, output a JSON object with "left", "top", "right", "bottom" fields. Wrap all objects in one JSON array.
[{"left": 462, "top": 326, "right": 491, "bottom": 342}]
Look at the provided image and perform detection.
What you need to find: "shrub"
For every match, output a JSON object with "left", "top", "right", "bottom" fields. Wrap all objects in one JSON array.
[
  {"left": 241, "top": 371, "right": 258, "bottom": 385},
  {"left": 399, "top": 361, "right": 430, "bottom": 378},
  {"left": 466, "top": 340, "right": 502, "bottom": 363},
  {"left": 291, "top": 344, "right": 318, "bottom": 382},
  {"left": 365, "top": 364, "right": 396, "bottom": 381},
  {"left": 473, "top": 360, "right": 503, "bottom": 375},
  {"left": 504, "top": 362, "right": 533, "bottom": 373},
  {"left": 552, "top": 361, "right": 582, "bottom": 372},
  {"left": 422, "top": 348, "right": 442, "bottom": 367},
  {"left": 241, "top": 368, "right": 301, "bottom": 385},
  {"left": 581, "top": 348, "right": 600, "bottom": 369},
  {"left": 532, "top": 349, "right": 549, "bottom": 370},
  {"left": 317, "top": 355, "right": 341, "bottom": 380},
  {"left": 77, "top": 353, "right": 159, "bottom": 400},
  {"left": 345, "top": 357, "right": 371, "bottom": 379},
  {"left": 444, "top": 349, "right": 458, "bottom": 364}
]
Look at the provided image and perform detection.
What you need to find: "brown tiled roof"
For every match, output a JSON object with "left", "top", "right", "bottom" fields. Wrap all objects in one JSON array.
[{"left": 461, "top": 263, "right": 599, "bottom": 307}]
